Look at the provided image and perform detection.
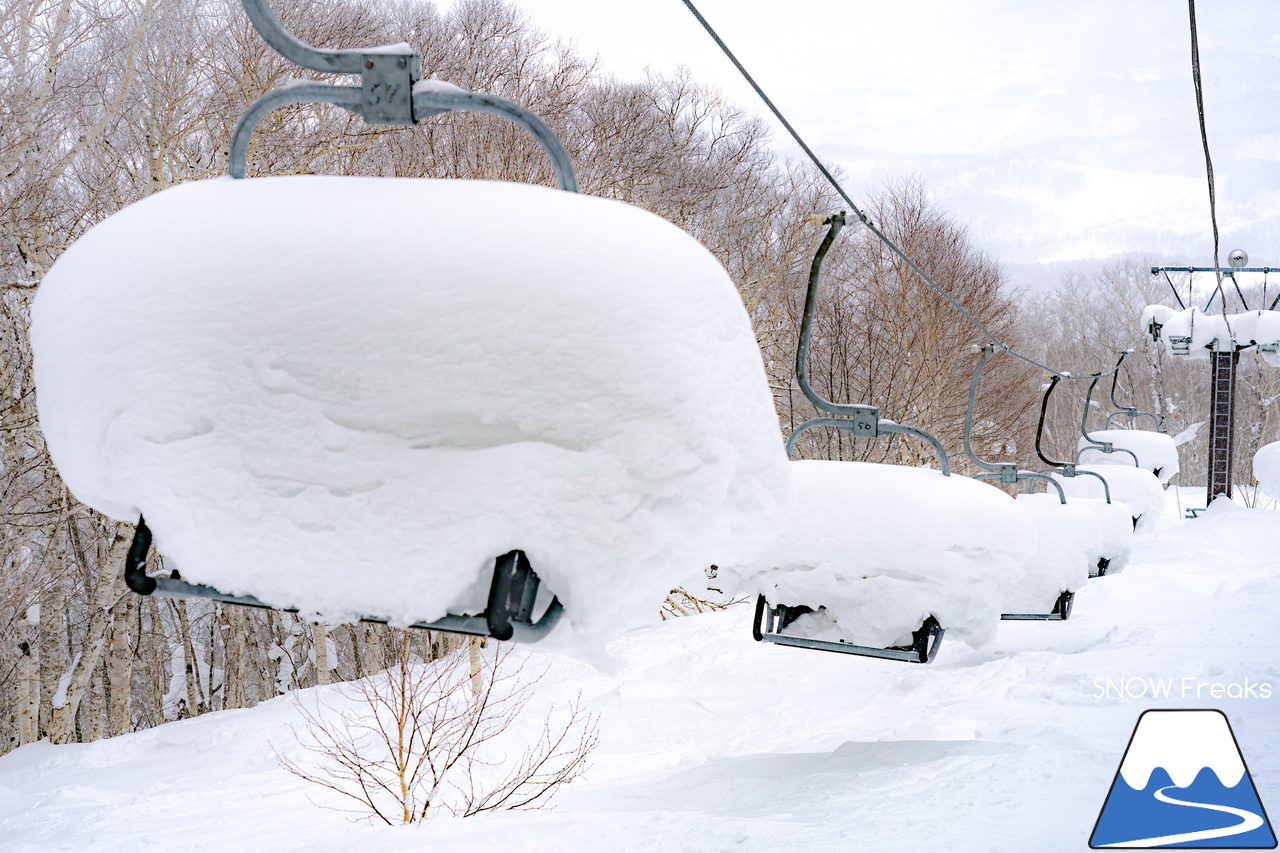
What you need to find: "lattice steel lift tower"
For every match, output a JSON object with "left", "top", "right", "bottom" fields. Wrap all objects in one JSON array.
[{"left": 1149, "top": 250, "right": 1275, "bottom": 505}]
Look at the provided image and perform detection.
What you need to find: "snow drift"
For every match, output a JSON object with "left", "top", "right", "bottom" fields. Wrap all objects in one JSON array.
[
  {"left": 724, "top": 460, "right": 1038, "bottom": 650},
  {"left": 1077, "top": 429, "right": 1179, "bottom": 484},
  {"left": 31, "top": 176, "right": 792, "bottom": 646}
]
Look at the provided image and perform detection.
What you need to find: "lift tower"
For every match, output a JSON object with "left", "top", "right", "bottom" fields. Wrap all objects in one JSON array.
[{"left": 1150, "top": 250, "right": 1271, "bottom": 505}]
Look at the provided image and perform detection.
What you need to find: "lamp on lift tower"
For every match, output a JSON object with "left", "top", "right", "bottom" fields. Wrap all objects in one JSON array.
[{"left": 1228, "top": 249, "right": 1248, "bottom": 271}]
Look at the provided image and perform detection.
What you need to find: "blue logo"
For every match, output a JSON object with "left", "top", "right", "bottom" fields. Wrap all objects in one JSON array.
[{"left": 1091, "top": 710, "right": 1276, "bottom": 848}]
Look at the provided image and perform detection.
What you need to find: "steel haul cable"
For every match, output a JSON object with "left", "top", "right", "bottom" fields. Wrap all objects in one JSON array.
[{"left": 679, "top": 0, "right": 1127, "bottom": 382}]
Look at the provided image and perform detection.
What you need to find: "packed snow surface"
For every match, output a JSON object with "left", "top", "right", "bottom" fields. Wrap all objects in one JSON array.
[
  {"left": 725, "top": 460, "right": 1038, "bottom": 649},
  {"left": 1055, "top": 464, "right": 1165, "bottom": 535},
  {"left": 1077, "top": 429, "right": 1179, "bottom": 484},
  {"left": 1003, "top": 494, "right": 1097, "bottom": 613},
  {"left": 2, "top": 498, "right": 1277, "bottom": 853},
  {"left": 31, "top": 176, "right": 791, "bottom": 646},
  {"left": 1255, "top": 441, "right": 1280, "bottom": 501}
]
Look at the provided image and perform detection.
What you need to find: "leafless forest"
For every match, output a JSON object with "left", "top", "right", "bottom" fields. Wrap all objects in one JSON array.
[{"left": 2, "top": 0, "right": 1275, "bottom": 753}]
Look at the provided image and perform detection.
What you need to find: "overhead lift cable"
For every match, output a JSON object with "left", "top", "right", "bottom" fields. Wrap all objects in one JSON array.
[
  {"left": 1187, "top": 0, "right": 1224, "bottom": 300},
  {"left": 679, "top": 0, "right": 1122, "bottom": 383}
]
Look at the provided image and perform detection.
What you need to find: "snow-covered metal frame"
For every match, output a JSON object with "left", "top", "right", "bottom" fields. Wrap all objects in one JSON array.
[
  {"left": 751, "top": 596, "right": 943, "bottom": 663},
  {"left": 787, "top": 212, "right": 950, "bottom": 476},
  {"left": 226, "top": 0, "right": 578, "bottom": 192},
  {"left": 124, "top": 518, "right": 564, "bottom": 642}
]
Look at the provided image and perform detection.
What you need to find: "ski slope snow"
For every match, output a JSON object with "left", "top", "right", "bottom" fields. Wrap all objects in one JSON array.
[{"left": 1, "top": 497, "right": 1277, "bottom": 853}]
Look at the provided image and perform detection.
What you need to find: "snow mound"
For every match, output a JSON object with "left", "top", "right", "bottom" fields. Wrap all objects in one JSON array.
[
  {"left": 1004, "top": 494, "right": 1098, "bottom": 613},
  {"left": 1254, "top": 441, "right": 1280, "bottom": 501},
  {"left": 1070, "top": 497, "right": 1133, "bottom": 575},
  {"left": 724, "top": 460, "right": 1038, "bottom": 649},
  {"left": 32, "top": 176, "right": 791, "bottom": 647},
  {"left": 1256, "top": 313, "right": 1280, "bottom": 367},
  {"left": 1077, "top": 429, "right": 1179, "bottom": 484},
  {"left": 1053, "top": 465, "right": 1165, "bottom": 535}
]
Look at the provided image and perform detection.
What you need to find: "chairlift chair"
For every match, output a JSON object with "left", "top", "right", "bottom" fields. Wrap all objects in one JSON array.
[
  {"left": 741, "top": 214, "right": 1038, "bottom": 662},
  {"left": 1033, "top": 375, "right": 1134, "bottom": 578},
  {"left": 32, "top": 0, "right": 792, "bottom": 646},
  {"left": 962, "top": 347, "right": 1085, "bottom": 620},
  {"left": 1076, "top": 352, "right": 1180, "bottom": 486}
]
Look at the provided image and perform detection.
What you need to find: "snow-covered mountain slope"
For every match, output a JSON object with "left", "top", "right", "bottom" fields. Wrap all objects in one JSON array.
[{"left": 1, "top": 497, "right": 1277, "bottom": 853}]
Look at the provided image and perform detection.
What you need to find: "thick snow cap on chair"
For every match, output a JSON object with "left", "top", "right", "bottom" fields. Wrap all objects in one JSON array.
[
  {"left": 1053, "top": 464, "right": 1165, "bottom": 535},
  {"left": 1004, "top": 495, "right": 1098, "bottom": 613},
  {"left": 1255, "top": 441, "right": 1280, "bottom": 501},
  {"left": 726, "top": 460, "right": 1038, "bottom": 650},
  {"left": 1077, "top": 430, "right": 1179, "bottom": 484},
  {"left": 1068, "top": 497, "right": 1133, "bottom": 574},
  {"left": 32, "top": 176, "right": 791, "bottom": 648}
]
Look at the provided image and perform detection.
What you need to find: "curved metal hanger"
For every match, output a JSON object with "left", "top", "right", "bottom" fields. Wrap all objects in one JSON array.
[
  {"left": 963, "top": 346, "right": 1065, "bottom": 502},
  {"left": 1076, "top": 371, "right": 1140, "bottom": 466},
  {"left": 227, "top": 0, "right": 578, "bottom": 192},
  {"left": 1033, "top": 374, "right": 1113, "bottom": 502},
  {"left": 787, "top": 212, "right": 950, "bottom": 475},
  {"left": 1104, "top": 350, "right": 1160, "bottom": 430}
]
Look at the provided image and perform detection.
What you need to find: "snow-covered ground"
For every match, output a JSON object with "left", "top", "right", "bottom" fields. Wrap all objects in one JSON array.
[{"left": 2, "top": 494, "right": 1278, "bottom": 853}]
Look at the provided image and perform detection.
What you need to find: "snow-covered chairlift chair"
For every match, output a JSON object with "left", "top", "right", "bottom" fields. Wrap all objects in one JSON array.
[
  {"left": 963, "top": 347, "right": 1095, "bottom": 620},
  {"left": 733, "top": 214, "right": 1036, "bottom": 662},
  {"left": 31, "top": 0, "right": 791, "bottom": 647},
  {"left": 1075, "top": 352, "right": 1180, "bottom": 486},
  {"left": 1033, "top": 375, "right": 1133, "bottom": 577},
  {"left": 1004, "top": 492, "right": 1101, "bottom": 620}
]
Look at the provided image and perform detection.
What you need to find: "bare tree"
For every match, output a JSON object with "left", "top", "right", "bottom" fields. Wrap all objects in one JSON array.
[{"left": 277, "top": 631, "right": 597, "bottom": 824}]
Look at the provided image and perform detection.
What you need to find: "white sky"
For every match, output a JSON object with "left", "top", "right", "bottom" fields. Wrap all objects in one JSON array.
[{"left": 457, "top": 0, "right": 1280, "bottom": 292}]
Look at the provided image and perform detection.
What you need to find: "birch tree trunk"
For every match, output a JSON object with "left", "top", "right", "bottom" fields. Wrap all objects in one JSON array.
[
  {"left": 175, "top": 601, "right": 203, "bottom": 717},
  {"left": 220, "top": 606, "right": 246, "bottom": 709},
  {"left": 48, "top": 526, "right": 130, "bottom": 743},
  {"left": 17, "top": 636, "right": 39, "bottom": 744},
  {"left": 106, "top": 593, "right": 136, "bottom": 737},
  {"left": 313, "top": 622, "right": 330, "bottom": 686}
]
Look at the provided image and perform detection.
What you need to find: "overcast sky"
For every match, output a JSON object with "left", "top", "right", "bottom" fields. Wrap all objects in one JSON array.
[{"left": 459, "top": 0, "right": 1279, "bottom": 292}]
